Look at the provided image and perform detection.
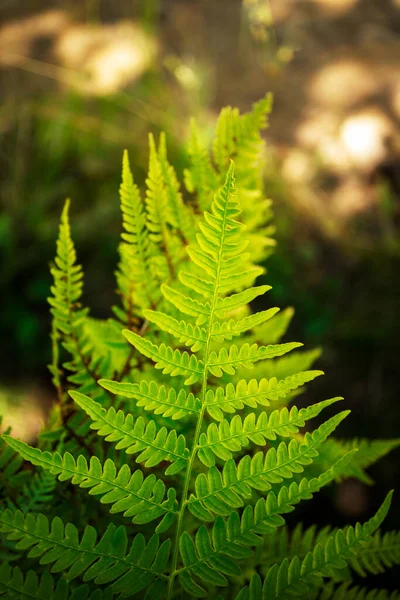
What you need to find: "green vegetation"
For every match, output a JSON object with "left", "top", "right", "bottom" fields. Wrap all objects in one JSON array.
[{"left": 1, "top": 98, "right": 399, "bottom": 599}]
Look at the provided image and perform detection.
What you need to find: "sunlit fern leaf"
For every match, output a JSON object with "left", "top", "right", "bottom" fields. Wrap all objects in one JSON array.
[
  {"left": 70, "top": 390, "right": 189, "bottom": 475},
  {"left": 188, "top": 412, "right": 349, "bottom": 520},
  {"left": 1, "top": 437, "right": 177, "bottom": 533},
  {"left": 211, "top": 307, "right": 280, "bottom": 341},
  {"left": 115, "top": 150, "right": 160, "bottom": 318},
  {"left": 235, "top": 492, "right": 393, "bottom": 600},
  {"left": 146, "top": 134, "right": 180, "bottom": 278},
  {"left": 158, "top": 132, "right": 197, "bottom": 245},
  {"left": 48, "top": 199, "right": 87, "bottom": 337},
  {"left": 207, "top": 342, "right": 302, "bottom": 377},
  {"left": 184, "top": 118, "right": 219, "bottom": 212},
  {"left": 160, "top": 284, "right": 212, "bottom": 323},
  {"left": 204, "top": 370, "right": 323, "bottom": 420},
  {"left": 197, "top": 397, "right": 343, "bottom": 466},
  {"left": 0, "top": 511, "right": 170, "bottom": 597},
  {"left": 214, "top": 285, "right": 271, "bottom": 316},
  {"left": 316, "top": 438, "right": 400, "bottom": 485},
  {"left": 144, "top": 309, "right": 208, "bottom": 352},
  {"left": 123, "top": 331, "right": 204, "bottom": 385},
  {"left": 349, "top": 529, "right": 400, "bottom": 578},
  {"left": 99, "top": 379, "right": 201, "bottom": 421},
  {"left": 250, "top": 307, "right": 294, "bottom": 345}
]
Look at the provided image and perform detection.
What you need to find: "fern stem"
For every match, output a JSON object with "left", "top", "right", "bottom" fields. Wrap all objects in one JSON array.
[
  {"left": 167, "top": 401, "right": 207, "bottom": 599},
  {"left": 167, "top": 169, "right": 231, "bottom": 599}
]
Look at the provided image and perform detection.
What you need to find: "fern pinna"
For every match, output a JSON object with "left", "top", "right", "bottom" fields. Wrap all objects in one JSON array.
[{"left": 1, "top": 98, "right": 400, "bottom": 599}]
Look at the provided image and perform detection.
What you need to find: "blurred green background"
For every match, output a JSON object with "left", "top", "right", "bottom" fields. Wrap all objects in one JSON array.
[{"left": 1, "top": 0, "right": 400, "bottom": 551}]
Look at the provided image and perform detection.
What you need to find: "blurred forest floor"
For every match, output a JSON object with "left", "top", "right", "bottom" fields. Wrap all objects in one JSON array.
[{"left": 1, "top": 0, "right": 400, "bottom": 527}]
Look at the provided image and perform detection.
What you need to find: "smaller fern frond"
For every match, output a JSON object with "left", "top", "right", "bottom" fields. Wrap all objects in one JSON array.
[
  {"left": 1, "top": 436, "right": 178, "bottom": 532},
  {"left": 205, "top": 370, "right": 323, "bottom": 421},
  {"left": 158, "top": 132, "right": 197, "bottom": 245},
  {"left": 317, "top": 438, "right": 400, "bottom": 485},
  {"left": 184, "top": 118, "right": 219, "bottom": 212},
  {"left": 116, "top": 149, "right": 159, "bottom": 317},
  {"left": 0, "top": 511, "right": 170, "bottom": 597},
  {"left": 70, "top": 390, "right": 189, "bottom": 475},
  {"left": 9, "top": 471, "right": 56, "bottom": 514},
  {"left": 236, "top": 491, "right": 393, "bottom": 600},
  {"left": 0, "top": 564, "right": 69, "bottom": 600},
  {"left": 320, "top": 581, "right": 400, "bottom": 600},
  {"left": 48, "top": 199, "right": 86, "bottom": 337},
  {"left": 349, "top": 529, "right": 400, "bottom": 577}
]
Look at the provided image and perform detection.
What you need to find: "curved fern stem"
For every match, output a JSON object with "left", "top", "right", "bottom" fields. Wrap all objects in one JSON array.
[{"left": 167, "top": 164, "right": 233, "bottom": 599}]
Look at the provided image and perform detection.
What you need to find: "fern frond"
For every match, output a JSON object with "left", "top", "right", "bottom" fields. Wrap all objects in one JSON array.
[
  {"left": 205, "top": 370, "right": 323, "bottom": 420},
  {"left": 317, "top": 438, "right": 400, "bottom": 485},
  {"left": 188, "top": 412, "right": 349, "bottom": 520},
  {"left": 184, "top": 118, "right": 219, "bottom": 212},
  {"left": 207, "top": 342, "right": 302, "bottom": 377},
  {"left": 99, "top": 379, "right": 201, "bottom": 421},
  {"left": 350, "top": 529, "right": 400, "bottom": 577},
  {"left": 145, "top": 134, "right": 179, "bottom": 278},
  {"left": 0, "top": 511, "right": 170, "bottom": 596},
  {"left": 115, "top": 149, "right": 159, "bottom": 317},
  {"left": 236, "top": 491, "right": 393, "bottom": 600},
  {"left": 123, "top": 331, "right": 204, "bottom": 385},
  {"left": 144, "top": 309, "right": 207, "bottom": 352},
  {"left": 48, "top": 199, "right": 87, "bottom": 337},
  {"left": 321, "top": 581, "right": 400, "bottom": 600},
  {"left": 161, "top": 283, "right": 212, "bottom": 322},
  {"left": 0, "top": 564, "right": 69, "bottom": 600},
  {"left": 211, "top": 308, "right": 280, "bottom": 340},
  {"left": 2, "top": 437, "right": 177, "bottom": 532},
  {"left": 9, "top": 471, "right": 56, "bottom": 514},
  {"left": 70, "top": 390, "right": 189, "bottom": 475},
  {"left": 197, "top": 397, "right": 343, "bottom": 466},
  {"left": 250, "top": 307, "right": 294, "bottom": 345},
  {"left": 158, "top": 132, "right": 197, "bottom": 245}
]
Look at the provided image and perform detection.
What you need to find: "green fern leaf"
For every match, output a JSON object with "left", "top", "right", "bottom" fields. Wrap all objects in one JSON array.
[
  {"left": 184, "top": 118, "right": 219, "bottom": 212},
  {"left": 0, "top": 564, "right": 69, "bottom": 600},
  {"left": 198, "top": 397, "right": 343, "bottom": 466},
  {"left": 177, "top": 452, "right": 357, "bottom": 595},
  {"left": 115, "top": 149, "right": 160, "bottom": 316},
  {"left": 188, "top": 412, "right": 349, "bottom": 520},
  {"left": 204, "top": 370, "right": 323, "bottom": 420},
  {"left": 144, "top": 309, "right": 208, "bottom": 352},
  {"left": 70, "top": 390, "right": 189, "bottom": 475},
  {"left": 207, "top": 342, "right": 302, "bottom": 377},
  {"left": 349, "top": 529, "right": 400, "bottom": 577},
  {"left": 241, "top": 491, "right": 393, "bottom": 600},
  {"left": 1, "top": 437, "right": 177, "bottom": 532},
  {"left": 0, "top": 510, "right": 170, "bottom": 596},
  {"left": 123, "top": 330, "right": 204, "bottom": 385},
  {"left": 321, "top": 581, "right": 400, "bottom": 600},
  {"left": 99, "top": 379, "right": 201, "bottom": 421}
]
